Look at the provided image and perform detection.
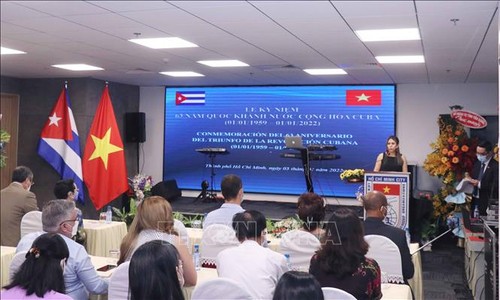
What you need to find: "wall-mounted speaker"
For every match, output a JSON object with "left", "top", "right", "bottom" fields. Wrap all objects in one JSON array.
[{"left": 125, "top": 112, "right": 146, "bottom": 143}]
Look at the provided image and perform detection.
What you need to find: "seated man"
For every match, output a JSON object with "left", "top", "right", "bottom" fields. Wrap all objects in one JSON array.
[
  {"left": 362, "top": 190, "right": 414, "bottom": 281},
  {"left": 216, "top": 210, "right": 289, "bottom": 299},
  {"left": 16, "top": 200, "right": 108, "bottom": 300},
  {"left": 203, "top": 174, "right": 245, "bottom": 228}
]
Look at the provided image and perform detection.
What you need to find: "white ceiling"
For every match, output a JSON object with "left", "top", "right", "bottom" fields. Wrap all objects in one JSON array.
[{"left": 1, "top": 1, "right": 498, "bottom": 87}]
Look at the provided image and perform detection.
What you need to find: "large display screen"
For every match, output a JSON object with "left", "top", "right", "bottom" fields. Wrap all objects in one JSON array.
[{"left": 164, "top": 85, "right": 396, "bottom": 198}]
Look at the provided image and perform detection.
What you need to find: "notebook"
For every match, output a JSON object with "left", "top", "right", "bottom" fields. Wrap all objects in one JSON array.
[
  {"left": 284, "top": 136, "right": 304, "bottom": 149},
  {"left": 461, "top": 206, "right": 484, "bottom": 233}
]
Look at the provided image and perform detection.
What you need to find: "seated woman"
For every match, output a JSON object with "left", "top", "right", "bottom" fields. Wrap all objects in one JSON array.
[
  {"left": 2, "top": 233, "right": 71, "bottom": 299},
  {"left": 279, "top": 192, "right": 325, "bottom": 270},
  {"left": 273, "top": 270, "right": 324, "bottom": 300},
  {"left": 309, "top": 208, "right": 382, "bottom": 300},
  {"left": 118, "top": 196, "right": 196, "bottom": 286},
  {"left": 129, "top": 240, "right": 185, "bottom": 300}
]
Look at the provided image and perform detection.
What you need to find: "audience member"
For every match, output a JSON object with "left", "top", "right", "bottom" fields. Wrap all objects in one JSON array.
[
  {"left": 362, "top": 191, "right": 414, "bottom": 281},
  {"left": 2, "top": 233, "right": 71, "bottom": 299},
  {"left": 296, "top": 192, "right": 325, "bottom": 237},
  {"left": 374, "top": 135, "right": 408, "bottom": 172},
  {"left": 129, "top": 240, "right": 185, "bottom": 300},
  {"left": 217, "top": 210, "right": 289, "bottom": 299},
  {"left": 118, "top": 196, "right": 196, "bottom": 286},
  {"left": 203, "top": 174, "right": 244, "bottom": 228},
  {"left": 469, "top": 140, "right": 499, "bottom": 216},
  {"left": 1, "top": 166, "right": 39, "bottom": 246},
  {"left": 309, "top": 208, "right": 382, "bottom": 300},
  {"left": 16, "top": 200, "right": 108, "bottom": 300},
  {"left": 272, "top": 270, "right": 324, "bottom": 300},
  {"left": 54, "top": 179, "right": 85, "bottom": 244}
]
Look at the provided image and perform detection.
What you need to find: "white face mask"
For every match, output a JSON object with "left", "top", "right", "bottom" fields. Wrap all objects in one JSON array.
[
  {"left": 72, "top": 190, "right": 79, "bottom": 201},
  {"left": 71, "top": 221, "right": 78, "bottom": 237}
]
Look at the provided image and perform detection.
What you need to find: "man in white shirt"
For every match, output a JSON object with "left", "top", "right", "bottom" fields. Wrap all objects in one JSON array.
[
  {"left": 217, "top": 210, "right": 289, "bottom": 299},
  {"left": 16, "top": 200, "right": 108, "bottom": 300},
  {"left": 203, "top": 174, "right": 245, "bottom": 228}
]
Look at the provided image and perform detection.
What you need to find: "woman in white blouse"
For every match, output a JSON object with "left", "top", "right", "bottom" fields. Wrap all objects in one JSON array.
[{"left": 117, "top": 196, "right": 197, "bottom": 286}]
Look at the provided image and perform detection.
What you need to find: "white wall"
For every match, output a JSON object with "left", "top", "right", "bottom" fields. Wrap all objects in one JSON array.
[{"left": 140, "top": 83, "right": 498, "bottom": 202}]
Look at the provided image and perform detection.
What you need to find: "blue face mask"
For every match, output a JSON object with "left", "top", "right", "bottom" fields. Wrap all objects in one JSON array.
[
  {"left": 477, "top": 154, "right": 487, "bottom": 163},
  {"left": 72, "top": 190, "right": 79, "bottom": 201}
]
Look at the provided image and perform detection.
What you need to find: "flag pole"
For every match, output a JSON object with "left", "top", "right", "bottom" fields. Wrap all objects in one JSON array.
[{"left": 64, "top": 80, "right": 68, "bottom": 90}]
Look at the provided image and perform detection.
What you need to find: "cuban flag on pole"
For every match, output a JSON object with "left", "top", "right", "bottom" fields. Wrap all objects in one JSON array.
[
  {"left": 175, "top": 91, "right": 206, "bottom": 105},
  {"left": 37, "top": 84, "right": 85, "bottom": 203}
]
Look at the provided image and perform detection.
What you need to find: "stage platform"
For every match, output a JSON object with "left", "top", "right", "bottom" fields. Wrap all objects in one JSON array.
[{"left": 169, "top": 196, "right": 363, "bottom": 220}]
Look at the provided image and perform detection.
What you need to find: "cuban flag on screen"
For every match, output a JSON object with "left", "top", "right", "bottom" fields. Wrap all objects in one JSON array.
[
  {"left": 176, "top": 91, "right": 206, "bottom": 105},
  {"left": 37, "top": 85, "right": 85, "bottom": 203}
]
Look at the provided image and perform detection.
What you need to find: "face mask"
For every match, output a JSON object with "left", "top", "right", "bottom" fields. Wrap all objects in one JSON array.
[
  {"left": 477, "top": 154, "right": 487, "bottom": 163},
  {"left": 72, "top": 190, "right": 79, "bottom": 201},
  {"left": 71, "top": 221, "right": 78, "bottom": 237}
]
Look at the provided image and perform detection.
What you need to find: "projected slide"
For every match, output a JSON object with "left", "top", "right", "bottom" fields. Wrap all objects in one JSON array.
[{"left": 164, "top": 85, "right": 395, "bottom": 198}]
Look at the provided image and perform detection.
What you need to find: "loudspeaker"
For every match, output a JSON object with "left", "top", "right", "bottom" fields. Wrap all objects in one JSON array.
[
  {"left": 125, "top": 112, "right": 146, "bottom": 143},
  {"left": 152, "top": 179, "right": 182, "bottom": 201}
]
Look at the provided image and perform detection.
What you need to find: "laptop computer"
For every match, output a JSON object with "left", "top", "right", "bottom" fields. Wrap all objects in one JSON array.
[
  {"left": 284, "top": 136, "right": 304, "bottom": 149},
  {"left": 461, "top": 206, "right": 484, "bottom": 233}
]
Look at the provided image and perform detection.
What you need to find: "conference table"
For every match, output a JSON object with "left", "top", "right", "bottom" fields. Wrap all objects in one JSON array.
[
  {"left": 1, "top": 246, "right": 16, "bottom": 287},
  {"left": 182, "top": 267, "right": 413, "bottom": 299},
  {"left": 185, "top": 228, "right": 423, "bottom": 300},
  {"left": 83, "top": 219, "right": 127, "bottom": 257}
]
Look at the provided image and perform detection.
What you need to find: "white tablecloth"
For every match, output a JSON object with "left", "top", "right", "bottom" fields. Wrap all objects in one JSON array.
[
  {"left": 83, "top": 219, "right": 127, "bottom": 257},
  {"left": 1, "top": 246, "right": 16, "bottom": 286}
]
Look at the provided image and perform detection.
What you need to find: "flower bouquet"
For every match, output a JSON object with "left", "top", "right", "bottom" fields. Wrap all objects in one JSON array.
[
  {"left": 339, "top": 169, "right": 365, "bottom": 183},
  {"left": 267, "top": 215, "right": 303, "bottom": 238},
  {"left": 131, "top": 174, "right": 153, "bottom": 203}
]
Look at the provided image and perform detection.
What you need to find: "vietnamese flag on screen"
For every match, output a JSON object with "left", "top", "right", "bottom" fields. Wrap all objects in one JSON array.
[
  {"left": 373, "top": 183, "right": 400, "bottom": 196},
  {"left": 346, "top": 90, "right": 381, "bottom": 106},
  {"left": 82, "top": 85, "right": 128, "bottom": 210}
]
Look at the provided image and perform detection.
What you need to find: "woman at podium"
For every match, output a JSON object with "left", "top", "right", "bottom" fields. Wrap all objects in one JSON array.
[{"left": 374, "top": 135, "right": 408, "bottom": 172}]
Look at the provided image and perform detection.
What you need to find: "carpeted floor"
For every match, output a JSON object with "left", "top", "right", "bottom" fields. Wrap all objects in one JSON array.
[{"left": 421, "top": 233, "right": 473, "bottom": 300}]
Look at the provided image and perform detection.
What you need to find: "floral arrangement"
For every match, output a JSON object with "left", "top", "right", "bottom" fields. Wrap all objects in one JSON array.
[
  {"left": 339, "top": 169, "right": 365, "bottom": 182},
  {"left": 267, "top": 215, "right": 303, "bottom": 238},
  {"left": 423, "top": 115, "right": 477, "bottom": 223},
  {"left": 130, "top": 174, "right": 153, "bottom": 202},
  {"left": 0, "top": 127, "right": 11, "bottom": 168}
]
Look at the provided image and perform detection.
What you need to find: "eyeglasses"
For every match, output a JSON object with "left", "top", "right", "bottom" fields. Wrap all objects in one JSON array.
[{"left": 59, "top": 218, "right": 78, "bottom": 226}]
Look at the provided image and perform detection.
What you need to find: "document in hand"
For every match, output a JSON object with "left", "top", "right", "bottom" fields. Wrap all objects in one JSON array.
[{"left": 456, "top": 178, "right": 474, "bottom": 194}]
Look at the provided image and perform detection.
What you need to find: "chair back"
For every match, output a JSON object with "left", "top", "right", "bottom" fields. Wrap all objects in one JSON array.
[
  {"left": 279, "top": 229, "right": 320, "bottom": 271},
  {"left": 9, "top": 251, "right": 28, "bottom": 281},
  {"left": 108, "top": 261, "right": 130, "bottom": 300},
  {"left": 20, "top": 211, "right": 42, "bottom": 238},
  {"left": 192, "top": 277, "right": 253, "bottom": 300},
  {"left": 364, "top": 234, "right": 404, "bottom": 283},
  {"left": 200, "top": 224, "right": 239, "bottom": 267},
  {"left": 174, "top": 219, "right": 190, "bottom": 250},
  {"left": 321, "top": 287, "right": 357, "bottom": 300}
]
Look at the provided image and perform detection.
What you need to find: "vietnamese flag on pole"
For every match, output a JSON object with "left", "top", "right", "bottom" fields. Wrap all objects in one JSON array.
[
  {"left": 346, "top": 90, "right": 381, "bottom": 106},
  {"left": 373, "top": 183, "right": 400, "bottom": 196},
  {"left": 82, "top": 85, "right": 128, "bottom": 210}
]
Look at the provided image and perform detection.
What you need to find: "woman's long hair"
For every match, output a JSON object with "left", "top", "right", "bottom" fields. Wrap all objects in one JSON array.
[
  {"left": 118, "top": 196, "right": 177, "bottom": 264},
  {"left": 129, "top": 240, "right": 184, "bottom": 300},
  {"left": 3, "top": 233, "right": 69, "bottom": 297},
  {"left": 297, "top": 192, "right": 325, "bottom": 232},
  {"left": 315, "top": 208, "right": 368, "bottom": 278},
  {"left": 273, "top": 271, "right": 324, "bottom": 300},
  {"left": 384, "top": 135, "right": 403, "bottom": 165}
]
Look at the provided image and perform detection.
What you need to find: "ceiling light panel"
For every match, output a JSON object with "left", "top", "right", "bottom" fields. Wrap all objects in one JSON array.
[
  {"left": 129, "top": 37, "right": 198, "bottom": 49},
  {"left": 160, "top": 71, "right": 204, "bottom": 77},
  {"left": 51, "top": 64, "right": 104, "bottom": 71},
  {"left": 1, "top": 47, "right": 26, "bottom": 55},
  {"left": 197, "top": 60, "right": 249, "bottom": 67},
  {"left": 356, "top": 28, "right": 420, "bottom": 42},
  {"left": 303, "top": 69, "right": 347, "bottom": 75},
  {"left": 376, "top": 55, "right": 425, "bottom": 64}
]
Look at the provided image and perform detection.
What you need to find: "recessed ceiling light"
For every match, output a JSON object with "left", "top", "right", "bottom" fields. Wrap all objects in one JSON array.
[
  {"left": 1, "top": 47, "right": 26, "bottom": 55},
  {"left": 129, "top": 37, "right": 198, "bottom": 49},
  {"left": 375, "top": 55, "right": 425, "bottom": 64},
  {"left": 51, "top": 64, "right": 104, "bottom": 71},
  {"left": 303, "top": 68, "right": 347, "bottom": 75},
  {"left": 356, "top": 28, "right": 420, "bottom": 42},
  {"left": 160, "top": 71, "right": 205, "bottom": 77},
  {"left": 197, "top": 60, "right": 249, "bottom": 67}
]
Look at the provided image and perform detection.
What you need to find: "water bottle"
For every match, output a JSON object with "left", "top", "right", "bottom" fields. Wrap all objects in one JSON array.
[
  {"left": 473, "top": 205, "right": 480, "bottom": 219},
  {"left": 284, "top": 253, "right": 291, "bottom": 270},
  {"left": 105, "top": 206, "right": 112, "bottom": 224},
  {"left": 193, "top": 244, "right": 201, "bottom": 271}
]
